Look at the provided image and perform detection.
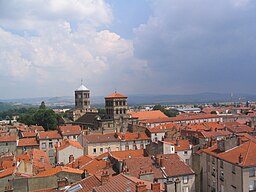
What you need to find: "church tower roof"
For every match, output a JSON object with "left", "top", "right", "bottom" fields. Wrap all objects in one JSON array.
[{"left": 76, "top": 84, "right": 89, "bottom": 91}]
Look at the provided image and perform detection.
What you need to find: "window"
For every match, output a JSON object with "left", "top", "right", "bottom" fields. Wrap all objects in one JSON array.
[
  {"left": 212, "top": 167, "right": 216, "bottom": 177},
  {"left": 49, "top": 142, "right": 53, "bottom": 148},
  {"left": 220, "top": 185, "right": 224, "bottom": 192},
  {"left": 249, "top": 180, "right": 256, "bottom": 191},
  {"left": 185, "top": 159, "right": 190, "bottom": 165},
  {"left": 183, "top": 186, "right": 189, "bottom": 192},
  {"left": 220, "top": 160, "right": 223, "bottom": 168},
  {"left": 184, "top": 151, "right": 188, "bottom": 155},
  {"left": 183, "top": 176, "right": 189, "bottom": 184},
  {"left": 73, "top": 135, "right": 76, "bottom": 139},
  {"left": 220, "top": 171, "right": 224, "bottom": 181},
  {"left": 154, "top": 137, "right": 158, "bottom": 142},
  {"left": 212, "top": 157, "right": 215, "bottom": 165},
  {"left": 100, "top": 148, "right": 103, "bottom": 154},
  {"left": 249, "top": 168, "right": 255, "bottom": 177},
  {"left": 41, "top": 143, "right": 46, "bottom": 149},
  {"left": 232, "top": 165, "right": 236, "bottom": 174},
  {"left": 93, "top": 148, "right": 96, "bottom": 154}
]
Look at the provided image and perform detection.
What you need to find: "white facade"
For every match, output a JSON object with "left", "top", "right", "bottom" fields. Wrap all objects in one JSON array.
[{"left": 57, "top": 145, "right": 83, "bottom": 165}]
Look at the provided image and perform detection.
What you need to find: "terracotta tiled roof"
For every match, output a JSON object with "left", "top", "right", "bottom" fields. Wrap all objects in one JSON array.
[
  {"left": 202, "top": 140, "right": 256, "bottom": 167},
  {"left": 109, "top": 149, "right": 145, "bottom": 161},
  {"left": 67, "top": 175, "right": 101, "bottom": 192},
  {"left": 160, "top": 157, "right": 194, "bottom": 177},
  {"left": 36, "top": 166, "right": 83, "bottom": 177},
  {"left": 83, "top": 133, "right": 120, "bottom": 144},
  {"left": 38, "top": 131, "right": 62, "bottom": 140},
  {"left": 17, "top": 138, "right": 39, "bottom": 147},
  {"left": 80, "top": 159, "right": 107, "bottom": 174},
  {"left": 118, "top": 132, "right": 150, "bottom": 141},
  {"left": 161, "top": 139, "right": 191, "bottom": 151},
  {"left": 93, "top": 173, "right": 152, "bottom": 192},
  {"left": 128, "top": 110, "right": 168, "bottom": 121},
  {"left": 200, "top": 130, "right": 232, "bottom": 138},
  {"left": 66, "top": 155, "right": 93, "bottom": 168},
  {"left": 0, "top": 135, "right": 16, "bottom": 143},
  {"left": 29, "top": 125, "right": 45, "bottom": 132},
  {"left": 21, "top": 132, "right": 37, "bottom": 138},
  {"left": 105, "top": 93, "right": 127, "bottom": 99},
  {"left": 170, "top": 114, "right": 220, "bottom": 121},
  {"left": 0, "top": 167, "right": 15, "bottom": 178},
  {"left": 123, "top": 157, "right": 163, "bottom": 178},
  {"left": 59, "top": 125, "right": 81, "bottom": 135},
  {"left": 16, "top": 149, "right": 51, "bottom": 175},
  {"left": 57, "top": 139, "right": 83, "bottom": 151},
  {"left": 148, "top": 123, "right": 178, "bottom": 133}
]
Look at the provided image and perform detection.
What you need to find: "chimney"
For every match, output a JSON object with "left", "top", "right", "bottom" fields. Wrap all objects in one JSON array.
[
  {"left": 136, "top": 181, "right": 147, "bottom": 192},
  {"left": 151, "top": 182, "right": 161, "bottom": 192},
  {"left": 160, "top": 158, "right": 164, "bottom": 167},
  {"left": 82, "top": 169, "right": 89, "bottom": 179},
  {"left": 239, "top": 154, "right": 243, "bottom": 164},
  {"left": 4, "top": 186, "right": 13, "bottom": 192},
  {"left": 106, "top": 160, "right": 111, "bottom": 169},
  {"left": 69, "top": 155, "right": 74, "bottom": 163},
  {"left": 237, "top": 137, "right": 242, "bottom": 146},
  {"left": 176, "top": 138, "right": 180, "bottom": 146},
  {"left": 101, "top": 171, "right": 110, "bottom": 184},
  {"left": 57, "top": 178, "right": 68, "bottom": 189}
]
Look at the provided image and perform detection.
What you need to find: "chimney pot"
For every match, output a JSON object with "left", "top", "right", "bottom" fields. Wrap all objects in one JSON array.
[{"left": 151, "top": 182, "right": 161, "bottom": 192}]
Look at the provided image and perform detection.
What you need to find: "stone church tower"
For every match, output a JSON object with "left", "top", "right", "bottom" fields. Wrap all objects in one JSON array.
[
  {"left": 75, "top": 84, "right": 90, "bottom": 109},
  {"left": 105, "top": 92, "right": 129, "bottom": 132}
]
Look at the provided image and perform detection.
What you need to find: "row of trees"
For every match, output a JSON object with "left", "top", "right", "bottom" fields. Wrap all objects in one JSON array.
[
  {"left": 18, "top": 102, "right": 58, "bottom": 131},
  {"left": 153, "top": 104, "right": 178, "bottom": 117}
]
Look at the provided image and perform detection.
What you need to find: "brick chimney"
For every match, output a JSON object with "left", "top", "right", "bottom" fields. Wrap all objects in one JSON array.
[
  {"left": 176, "top": 138, "right": 180, "bottom": 146},
  {"left": 106, "top": 160, "right": 111, "bottom": 169},
  {"left": 69, "top": 155, "right": 74, "bottom": 163},
  {"left": 239, "top": 153, "right": 243, "bottom": 164},
  {"left": 136, "top": 181, "right": 147, "bottom": 192},
  {"left": 57, "top": 178, "right": 68, "bottom": 189},
  {"left": 151, "top": 182, "right": 161, "bottom": 192},
  {"left": 101, "top": 171, "right": 110, "bottom": 184},
  {"left": 4, "top": 186, "right": 13, "bottom": 192}
]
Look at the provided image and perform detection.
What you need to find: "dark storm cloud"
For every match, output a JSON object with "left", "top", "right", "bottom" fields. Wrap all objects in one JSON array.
[{"left": 134, "top": 0, "right": 256, "bottom": 94}]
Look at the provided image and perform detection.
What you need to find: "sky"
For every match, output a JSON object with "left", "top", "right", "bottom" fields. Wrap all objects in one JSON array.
[{"left": 1, "top": 0, "right": 256, "bottom": 99}]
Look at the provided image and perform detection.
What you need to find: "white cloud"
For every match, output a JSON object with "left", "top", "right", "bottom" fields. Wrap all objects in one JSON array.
[{"left": 0, "top": 0, "right": 149, "bottom": 98}]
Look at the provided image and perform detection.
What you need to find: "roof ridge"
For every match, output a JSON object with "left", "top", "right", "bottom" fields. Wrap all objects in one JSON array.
[{"left": 242, "top": 141, "right": 253, "bottom": 166}]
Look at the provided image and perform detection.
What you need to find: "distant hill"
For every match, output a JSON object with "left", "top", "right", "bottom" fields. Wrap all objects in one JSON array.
[{"left": 1, "top": 92, "right": 256, "bottom": 108}]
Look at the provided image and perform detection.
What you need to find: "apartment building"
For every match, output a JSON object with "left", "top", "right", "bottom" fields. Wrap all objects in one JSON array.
[{"left": 201, "top": 137, "right": 256, "bottom": 192}]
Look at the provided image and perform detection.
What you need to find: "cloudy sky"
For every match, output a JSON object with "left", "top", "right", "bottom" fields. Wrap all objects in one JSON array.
[{"left": 1, "top": 0, "right": 256, "bottom": 99}]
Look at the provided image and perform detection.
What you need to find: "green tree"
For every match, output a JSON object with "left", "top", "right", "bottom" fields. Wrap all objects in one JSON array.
[
  {"left": 33, "top": 108, "right": 57, "bottom": 131},
  {"left": 153, "top": 104, "right": 178, "bottom": 117}
]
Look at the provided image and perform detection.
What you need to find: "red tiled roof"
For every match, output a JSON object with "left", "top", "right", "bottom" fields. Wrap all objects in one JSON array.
[
  {"left": 202, "top": 140, "right": 256, "bottom": 167},
  {"left": 38, "top": 131, "right": 61, "bottom": 140},
  {"left": 16, "top": 149, "right": 52, "bottom": 175},
  {"left": 17, "top": 138, "right": 39, "bottom": 147},
  {"left": 59, "top": 125, "right": 81, "bottom": 135},
  {"left": 80, "top": 159, "right": 107, "bottom": 174},
  {"left": 57, "top": 139, "right": 83, "bottom": 151},
  {"left": 129, "top": 110, "right": 168, "bottom": 121},
  {"left": 118, "top": 132, "right": 150, "bottom": 141},
  {"left": 0, "top": 135, "right": 16, "bottom": 143},
  {"left": 36, "top": 166, "right": 83, "bottom": 177},
  {"left": 93, "top": 173, "right": 152, "bottom": 192},
  {"left": 109, "top": 149, "right": 145, "bottom": 161},
  {"left": 83, "top": 133, "right": 120, "bottom": 144},
  {"left": 67, "top": 175, "right": 101, "bottom": 192},
  {"left": 0, "top": 167, "right": 15, "bottom": 178},
  {"left": 160, "top": 140, "right": 191, "bottom": 151},
  {"left": 123, "top": 157, "right": 163, "bottom": 178},
  {"left": 21, "top": 132, "right": 37, "bottom": 138},
  {"left": 148, "top": 123, "right": 178, "bottom": 133},
  {"left": 105, "top": 93, "right": 127, "bottom": 99},
  {"left": 159, "top": 154, "right": 194, "bottom": 177},
  {"left": 200, "top": 130, "right": 232, "bottom": 138},
  {"left": 66, "top": 155, "right": 93, "bottom": 168},
  {"left": 29, "top": 125, "right": 45, "bottom": 132}
]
